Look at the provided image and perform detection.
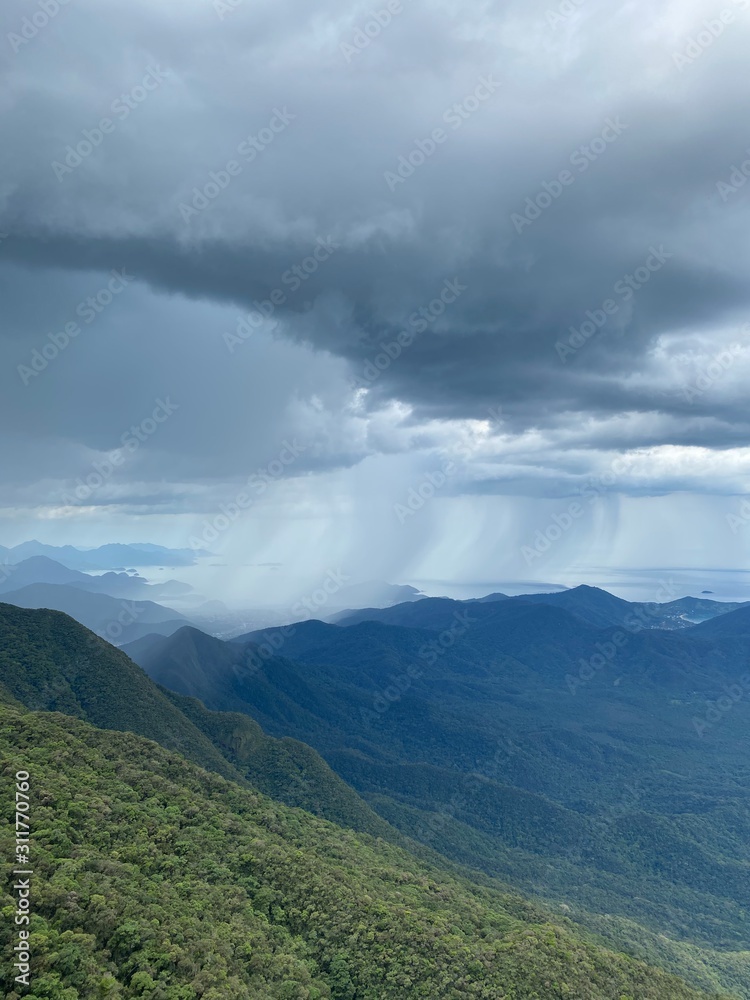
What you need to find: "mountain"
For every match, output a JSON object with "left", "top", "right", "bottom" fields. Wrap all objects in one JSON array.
[
  {"left": 132, "top": 603, "right": 750, "bottom": 997},
  {"left": 124, "top": 625, "right": 304, "bottom": 719},
  {"left": 0, "top": 555, "right": 192, "bottom": 603},
  {"left": 0, "top": 602, "right": 233, "bottom": 777},
  {"left": 118, "top": 630, "right": 173, "bottom": 662},
  {"left": 0, "top": 583, "right": 190, "bottom": 645},
  {"left": 70, "top": 570, "right": 193, "bottom": 601},
  {"left": 0, "top": 602, "right": 390, "bottom": 836},
  {"left": 508, "top": 584, "right": 636, "bottom": 627},
  {"left": 330, "top": 586, "right": 748, "bottom": 633},
  {"left": 0, "top": 701, "right": 721, "bottom": 1000},
  {"left": 0, "top": 540, "right": 208, "bottom": 570},
  {"left": 305, "top": 596, "right": 500, "bottom": 631},
  {"left": 3, "top": 603, "right": 748, "bottom": 996},
  {"left": 329, "top": 580, "right": 425, "bottom": 609},
  {"left": 0, "top": 555, "right": 85, "bottom": 593},
  {"left": 326, "top": 592, "right": 624, "bottom": 632},
  {"left": 508, "top": 586, "right": 748, "bottom": 630},
  {"left": 124, "top": 625, "right": 351, "bottom": 744},
  {"left": 689, "top": 604, "right": 750, "bottom": 638},
  {"left": 651, "top": 596, "right": 750, "bottom": 624},
  {"left": 468, "top": 591, "right": 511, "bottom": 602}
]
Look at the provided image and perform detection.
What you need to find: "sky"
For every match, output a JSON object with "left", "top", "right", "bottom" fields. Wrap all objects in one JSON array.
[{"left": 2, "top": 0, "right": 750, "bottom": 604}]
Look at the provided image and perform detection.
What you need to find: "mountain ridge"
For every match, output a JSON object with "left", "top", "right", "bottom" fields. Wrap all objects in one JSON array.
[
  {"left": 0, "top": 603, "right": 392, "bottom": 837},
  {"left": 128, "top": 600, "right": 750, "bottom": 979},
  {"left": 1, "top": 700, "right": 726, "bottom": 1000}
]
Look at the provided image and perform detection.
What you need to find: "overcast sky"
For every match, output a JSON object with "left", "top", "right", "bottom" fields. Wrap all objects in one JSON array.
[{"left": 2, "top": 0, "right": 750, "bottom": 602}]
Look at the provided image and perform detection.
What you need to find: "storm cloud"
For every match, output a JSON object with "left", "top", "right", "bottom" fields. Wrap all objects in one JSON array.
[{"left": 1, "top": 0, "right": 750, "bottom": 596}]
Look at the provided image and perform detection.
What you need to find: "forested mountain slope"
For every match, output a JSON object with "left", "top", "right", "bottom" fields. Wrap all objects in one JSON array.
[
  {"left": 132, "top": 605, "right": 750, "bottom": 987},
  {"left": 0, "top": 602, "right": 390, "bottom": 837},
  {"left": 0, "top": 703, "right": 729, "bottom": 1000}
]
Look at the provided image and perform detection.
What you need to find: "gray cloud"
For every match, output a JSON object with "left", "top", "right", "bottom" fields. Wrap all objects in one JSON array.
[{"left": 2, "top": 0, "right": 750, "bottom": 573}]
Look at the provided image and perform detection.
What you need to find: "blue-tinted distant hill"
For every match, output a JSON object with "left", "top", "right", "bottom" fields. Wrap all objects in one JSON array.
[
  {"left": 330, "top": 585, "right": 747, "bottom": 632},
  {"left": 326, "top": 596, "right": 487, "bottom": 629},
  {"left": 507, "top": 584, "right": 634, "bottom": 627},
  {"left": 0, "top": 540, "right": 208, "bottom": 570},
  {"left": 0, "top": 555, "right": 84, "bottom": 592},
  {"left": 328, "top": 588, "right": 629, "bottom": 630},
  {"left": 0, "top": 582, "right": 190, "bottom": 645},
  {"left": 688, "top": 603, "right": 750, "bottom": 638},
  {"left": 513, "top": 587, "right": 749, "bottom": 630},
  {"left": 0, "top": 555, "right": 191, "bottom": 601}
]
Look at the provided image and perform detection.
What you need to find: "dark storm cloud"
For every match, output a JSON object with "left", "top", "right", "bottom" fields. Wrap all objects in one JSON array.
[{"left": 2, "top": 0, "right": 750, "bottom": 502}]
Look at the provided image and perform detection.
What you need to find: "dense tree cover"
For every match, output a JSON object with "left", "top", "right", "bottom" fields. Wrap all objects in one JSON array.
[
  {"left": 2, "top": 603, "right": 748, "bottom": 997},
  {"left": 132, "top": 611, "right": 750, "bottom": 952},
  {"left": 130, "top": 609, "right": 750, "bottom": 997},
  {"left": 0, "top": 603, "right": 391, "bottom": 838},
  {"left": 366, "top": 797, "right": 750, "bottom": 998},
  {"left": 0, "top": 604, "right": 236, "bottom": 779},
  {"left": 164, "top": 692, "right": 395, "bottom": 837},
  {"left": 0, "top": 705, "right": 730, "bottom": 1000}
]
